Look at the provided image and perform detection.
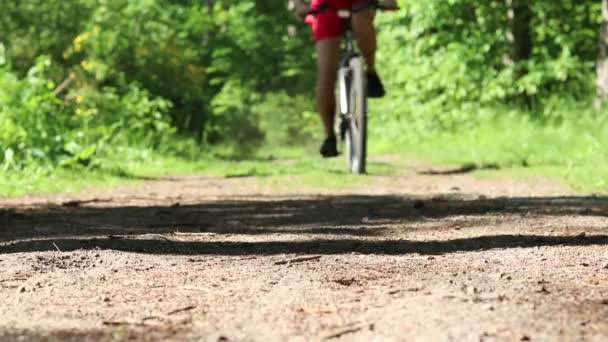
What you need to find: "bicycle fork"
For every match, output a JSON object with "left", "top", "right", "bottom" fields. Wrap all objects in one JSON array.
[{"left": 338, "top": 65, "right": 350, "bottom": 140}]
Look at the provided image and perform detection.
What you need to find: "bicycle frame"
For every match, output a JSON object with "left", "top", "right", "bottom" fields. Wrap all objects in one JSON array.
[
  {"left": 337, "top": 10, "right": 361, "bottom": 117},
  {"left": 335, "top": 9, "right": 368, "bottom": 173},
  {"left": 308, "top": 1, "right": 393, "bottom": 173}
]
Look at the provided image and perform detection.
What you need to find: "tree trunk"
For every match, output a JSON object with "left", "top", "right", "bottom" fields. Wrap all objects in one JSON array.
[
  {"left": 596, "top": 0, "right": 608, "bottom": 108},
  {"left": 504, "top": 0, "right": 532, "bottom": 67},
  {"left": 188, "top": 0, "right": 216, "bottom": 142},
  {"left": 504, "top": 0, "right": 533, "bottom": 106},
  {"left": 202, "top": 0, "right": 214, "bottom": 47}
]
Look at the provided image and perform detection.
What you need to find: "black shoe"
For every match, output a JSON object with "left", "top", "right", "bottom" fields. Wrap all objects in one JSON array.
[
  {"left": 367, "top": 71, "right": 386, "bottom": 98},
  {"left": 320, "top": 135, "right": 338, "bottom": 158}
]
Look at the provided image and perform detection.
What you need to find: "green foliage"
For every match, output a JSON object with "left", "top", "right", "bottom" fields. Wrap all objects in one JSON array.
[
  {"left": 254, "top": 93, "right": 318, "bottom": 146},
  {"left": 373, "top": 104, "right": 608, "bottom": 191},
  {"left": 1, "top": 0, "right": 607, "bottom": 192},
  {"left": 0, "top": 0, "right": 95, "bottom": 72},
  {"left": 375, "top": 0, "right": 601, "bottom": 137},
  {"left": 0, "top": 57, "right": 173, "bottom": 171},
  {"left": 0, "top": 0, "right": 314, "bottom": 138},
  {"left": 0, "top": 0, "right": 316, "bottom": 173}
]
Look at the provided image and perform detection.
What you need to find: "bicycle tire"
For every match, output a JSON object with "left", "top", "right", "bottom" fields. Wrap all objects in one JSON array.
[{"left": 344, "top": 56, "right": 367, "bottom": 174}]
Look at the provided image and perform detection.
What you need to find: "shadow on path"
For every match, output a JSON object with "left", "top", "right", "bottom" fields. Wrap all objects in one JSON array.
[
  {"left": 1, "top": 233, "right": 606, "bottom": 256},
  {"left": 1, "top": 194, "right": 607, "bottom": 255}
]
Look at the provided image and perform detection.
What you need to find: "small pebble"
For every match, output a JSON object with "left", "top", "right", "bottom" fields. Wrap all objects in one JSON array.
[{"left": 482, "top": 303, "right": 494, "bottom": 311}]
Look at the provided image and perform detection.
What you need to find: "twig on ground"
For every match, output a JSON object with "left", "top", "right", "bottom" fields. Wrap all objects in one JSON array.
[
  {"left": 148, "top": 223, "right": 202, "bottom": 228},
  {"left": 183, "top": 285, "right": 209, "bottom": 292},
  {"left": 144, "top": 234, "right": 174, "bottom": 242},
  {"left": 141, "top": 316, "right": 165, "bottom": 322},
  {"left": 61, "top": 198, "right": 110, "bottom": 207},
  {"left": 52, "top": 242, "right": 62, "bottom": 252},
  {"left": 299, "top": 305, "right": 336, "bottom": 314},
  {"left": 102, "top": 320, "right": 146, "bottom": 327},
  {"left": 322, "top": 326, "right": 363, "bottom": 339},
  {"left": 172, "top": 231, "right": 206, "bottom": 235},
  {"left": 274, "top": 255, "right": 322, "bottom": 265},
  {"left": 0, "top": 277, "right": 29, "bottom": 283},
  {"left": 321, "top": 322, "right": 370, "bottom": 339},
  {"left": 166, "top": 305, "right": 197, "bottom": 316},
  {"left": 104, "top": 309, "right": 195, "bottom": 328}
]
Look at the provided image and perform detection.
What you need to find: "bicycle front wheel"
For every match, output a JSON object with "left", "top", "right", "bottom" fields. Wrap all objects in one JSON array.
[{"left": 344, "top": 56, "right": 367, "bottom": 174}]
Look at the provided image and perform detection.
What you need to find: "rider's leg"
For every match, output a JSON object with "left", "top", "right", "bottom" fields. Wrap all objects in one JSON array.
[
  {"left": 351, "top": 8, "right": 377, "bottom": 72},
  {"left": 352, "top": 7, "right": 385, "bottom": 97},
  {"left": 315, "top": 37, "right": 341, "bottom": 139}
]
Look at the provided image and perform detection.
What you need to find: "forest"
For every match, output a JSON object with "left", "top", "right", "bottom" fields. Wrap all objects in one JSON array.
[
  {"left": 2, "top": 2, "right": 608, "bottom": 339},
  {"left": 0, "top": 0, "right": 606, "bottom": 188}
]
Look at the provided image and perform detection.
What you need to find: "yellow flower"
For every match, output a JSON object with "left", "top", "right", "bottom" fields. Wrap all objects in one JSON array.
[
  {"left": 73, "top": 32, "right": 90, "bottom": 52},
  {"left": 74, "top": 32, "right": 90, "bottom": 45},
  {"left": 81, "top": 60, "right": 95, "bottom": 71}
]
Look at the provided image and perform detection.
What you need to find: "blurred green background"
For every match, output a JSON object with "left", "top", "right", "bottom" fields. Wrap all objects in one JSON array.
[{"left": 1, "top": 0, "right": 607, "bottom": 194}]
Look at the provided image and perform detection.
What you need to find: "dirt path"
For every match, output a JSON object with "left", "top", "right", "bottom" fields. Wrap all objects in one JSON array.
[{"left": 1, "top": 161, "right": 607, "bottom": 341}]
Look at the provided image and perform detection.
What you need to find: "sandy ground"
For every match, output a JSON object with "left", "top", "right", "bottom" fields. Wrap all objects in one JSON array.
[{"left": 0, "top": 161, "right": 607, "bottom": 341}]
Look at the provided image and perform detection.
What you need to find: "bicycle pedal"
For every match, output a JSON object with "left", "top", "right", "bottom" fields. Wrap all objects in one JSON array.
[{"left": 339, "top": 119, "right": 348, "bottom": 140}]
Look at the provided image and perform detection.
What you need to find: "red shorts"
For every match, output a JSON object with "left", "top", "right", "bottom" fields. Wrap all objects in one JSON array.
[{"left": 305, "top": 0, "right": 373, "bottom": 42}]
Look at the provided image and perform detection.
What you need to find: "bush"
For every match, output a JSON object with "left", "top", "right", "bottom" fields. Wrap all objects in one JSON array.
[
  {"left": 0, "top": 57, "right": 175, "bottom": 171},
  {"left": 373, "top": 0, "right": 601, "bottom": 139}
]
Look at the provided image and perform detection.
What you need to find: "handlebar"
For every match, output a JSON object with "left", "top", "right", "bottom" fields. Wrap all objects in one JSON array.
[{"left": 306, "top": 1, "right": 399, "bottom": 16}]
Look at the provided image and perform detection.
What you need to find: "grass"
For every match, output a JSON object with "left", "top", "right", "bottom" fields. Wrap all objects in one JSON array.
[
  {"left": 371, "top": 110, "right": 608, "bottom": 193},
  {"left": 3, "top": 107, "right": 608, "bottom": 197},
  {"left": 0, "top": 144, "right": 399, "bottom": 197},
  {"left": 0, "top": 168, "right": 127, "bottom": 196}
]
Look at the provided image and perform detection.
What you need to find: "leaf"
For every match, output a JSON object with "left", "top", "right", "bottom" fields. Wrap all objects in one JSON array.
[{"left": 0, "top": 43, "right": 5, "bottom": 66}]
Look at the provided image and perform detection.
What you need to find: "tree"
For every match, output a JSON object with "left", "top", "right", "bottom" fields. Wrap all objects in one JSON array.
[
  {"left": 597, "top": 0, "right": 608, "bottom": 107},
  {"left": 505, "top": 0, "right": 532, "bottom": 68}
]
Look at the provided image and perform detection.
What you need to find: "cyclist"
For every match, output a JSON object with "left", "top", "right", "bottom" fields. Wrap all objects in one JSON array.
[{"left": 292, "top": 0, "right": 397, "bottom": 157}]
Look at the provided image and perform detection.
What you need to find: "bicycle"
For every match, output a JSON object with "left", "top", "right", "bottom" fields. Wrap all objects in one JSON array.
[{"left": 308, "top": 1, "right": 396, "bottom": 174}]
